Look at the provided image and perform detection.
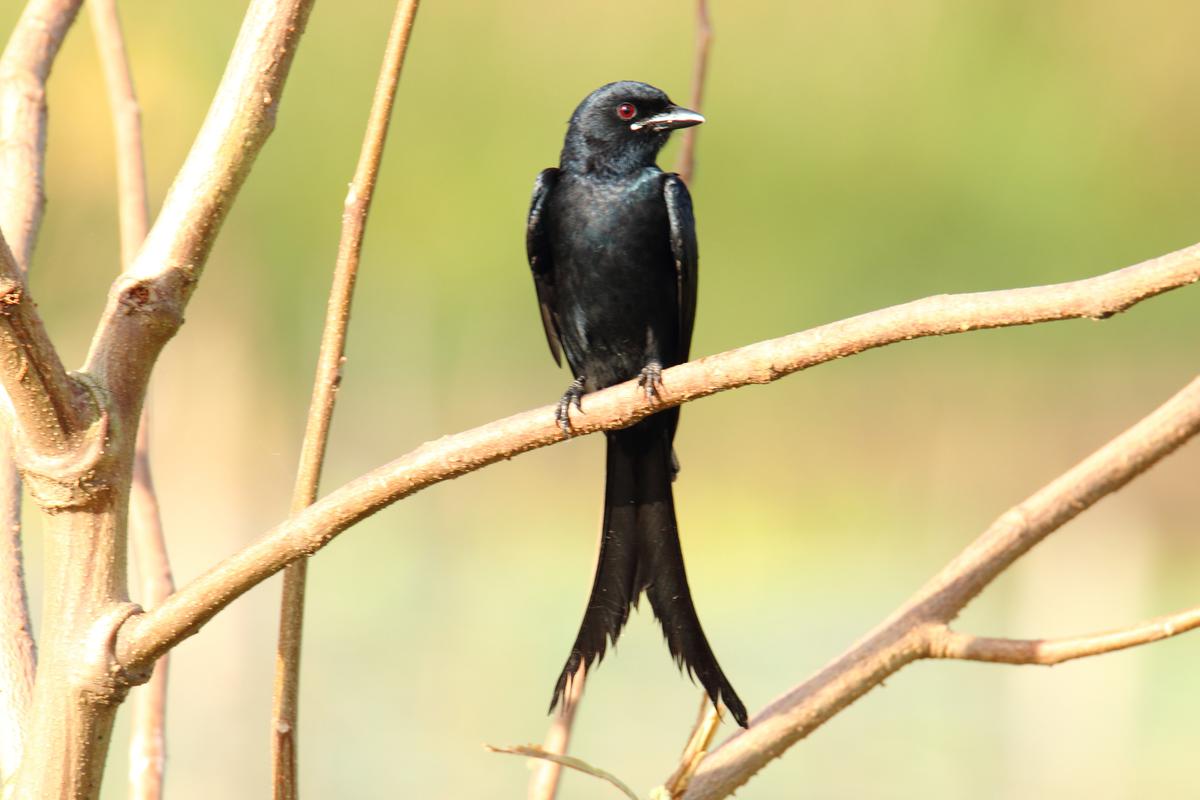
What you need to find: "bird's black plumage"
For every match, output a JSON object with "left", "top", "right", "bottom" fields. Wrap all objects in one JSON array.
[{"left": 526, "top": 81, "right": 747, "bottom": 728}]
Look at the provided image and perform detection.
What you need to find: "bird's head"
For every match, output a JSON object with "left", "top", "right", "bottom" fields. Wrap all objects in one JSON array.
[{"left": 560, "top": 81, "right": 704, "bottom": 176}]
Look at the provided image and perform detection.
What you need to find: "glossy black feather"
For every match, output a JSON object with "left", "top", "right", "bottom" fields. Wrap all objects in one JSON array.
[{"left": 527, "top": 81, "right": 747, "bottom": 727}]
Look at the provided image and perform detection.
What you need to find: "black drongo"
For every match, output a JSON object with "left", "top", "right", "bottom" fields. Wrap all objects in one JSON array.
[{"left": 526, "top": 81, "right": 747, "bottom": 727}]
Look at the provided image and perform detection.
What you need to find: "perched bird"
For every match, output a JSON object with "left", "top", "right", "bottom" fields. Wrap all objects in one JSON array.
[{"left": 526, "top": 81, "right": 747, "bottom": 727}]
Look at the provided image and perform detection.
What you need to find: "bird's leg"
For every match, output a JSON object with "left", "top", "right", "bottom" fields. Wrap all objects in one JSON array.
[
  {"left": 637, "top": 359, "right": 664, "bottom": 401},
  {"left": 556, "top": 376, "right": 586, "bottom": 436}
]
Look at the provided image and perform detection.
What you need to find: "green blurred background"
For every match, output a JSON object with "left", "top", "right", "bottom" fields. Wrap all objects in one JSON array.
[{"left": 3, "top": 0, "right": 1198, "bottom": 797}]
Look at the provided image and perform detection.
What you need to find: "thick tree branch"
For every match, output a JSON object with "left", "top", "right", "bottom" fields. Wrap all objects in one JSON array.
[
  {"left": 0, "top": 0, "right": 84, "bottom": 783},
  {"left": 0, "top": 0, "right": 83, "bottom": 271},
  {"left": 82, "top": 0, "right": 316, "bottom": 421},
  {"left": 88, "top": 1, "right": 173, "bottom": 797},
  {"left": 271, "top": 1, "right": 421, "bottom": 797},
  {"left": 680, "top": 375, "right": 1200, "bottom": 799},
  {"left": 0, "top": 228, "right": 93, "bottom": 455},
  {"left": 113, "top": 243, "right": 1198, "bottom": 674},
  {"left": 926, "top": 606, "right": 1200, "bottom": 665}
]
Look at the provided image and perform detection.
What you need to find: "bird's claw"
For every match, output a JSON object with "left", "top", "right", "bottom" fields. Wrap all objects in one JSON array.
[
  {"left": 637, "top": 361, "right": 664, "bottom": 402},
  {"left": 556, "top": 377, "right": 586, "bottom": 436}
]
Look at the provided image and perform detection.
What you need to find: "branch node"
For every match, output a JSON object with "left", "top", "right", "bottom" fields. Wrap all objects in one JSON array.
[
  {"left": 73, "top": 602, "right": 147, "bottom": 706},
  {"left": 14, "top": 375, "right": 112, "bottom": 510}
]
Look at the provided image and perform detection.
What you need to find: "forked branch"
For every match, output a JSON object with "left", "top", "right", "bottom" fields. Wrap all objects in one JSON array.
[
  {"left": 927, "top": 606, "right": 1200, "bottom": 665},
  {"left": 113, "top": 242, "right": 1199, "bottom": 675},
  {"left": 679, "top": 375, "right": 1200, "bottom": 799}
]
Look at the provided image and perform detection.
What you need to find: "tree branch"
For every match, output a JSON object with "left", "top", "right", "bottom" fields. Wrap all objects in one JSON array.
[
  {"left": 82, "top": 0, "right": 316, "bottom": 421},
  {"left": 87, "top": 1, "right": 173, "bottom": 797},
  {"left": 0, "top": 228, "right": 93, "bottom": 455},
  {"left": 0, "top": 446, "right": 33, "bottom": 785},
  {"left": 0, "top": 0, "right": 83, "bottom": 271},
  {"left": 112, "top": 242, "right": 1199, "bottom": 674},
  {"left": 528, "top": 665, "right": 585, "bottom": 800},
  {"left": 926, "top": 606, "right": 1200, "bottom": 665},
  {"left": 271, "top": 1, "right": 421, "bottom": 796},
  {"left": 0, "top": 0, "right": 84, "bottom": 783},
  {"left": 674, "top": 0, "right": 711, "bottom": 185},
  {"left": 679, "top": 375, "right": 1200, "bottom": 799}
]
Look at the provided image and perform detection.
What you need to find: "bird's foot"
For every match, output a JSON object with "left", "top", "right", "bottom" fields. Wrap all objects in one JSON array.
[
  {"left": 637, "top": 360, "right": 664, "bottom": 402},
  {"left": 556, "top": 377, "right": 585, "bottom": 436}
]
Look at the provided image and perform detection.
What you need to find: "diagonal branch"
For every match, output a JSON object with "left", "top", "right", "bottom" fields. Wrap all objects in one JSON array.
[
  {"left": 271, "top": 1, "right": 421, "bottom": 797},
  {"left": 0, "top": 228, "right": 93, "bottom": 454},
  {"left": 112, "top": 242, "right": 1199, "bottom": 674},
  {"left": 679, "top": 375, "right": 1200, "bottom": 799},
  {"left": 82, "top": 0, "right": 316, "bottom": 420},
  {"left": 926, "top": 606, "right": 1200, "bottom": 665}
]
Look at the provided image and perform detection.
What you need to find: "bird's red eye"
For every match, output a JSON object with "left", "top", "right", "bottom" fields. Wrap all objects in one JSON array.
[{"left": 616, "top": 102, "right": 637, "bottom": 120}]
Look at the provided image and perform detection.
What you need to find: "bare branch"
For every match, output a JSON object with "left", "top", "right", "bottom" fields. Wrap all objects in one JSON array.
[
  {"left": 88, "top": 0, "right": 149, "bottom": 263},
  {"left": 661, "top": 695, "right": 722, "bottom": 799},
  {"left": 926, "top": 606, "right": 1200, "bottom": 666},
  {"left": 0, "top": 0, "right": 83, "bottom": 782},
  {"left": 675, "top": 0, "right": 712, "bottom": 185},
  {"left": 113, "top": 244, "right": 1199, "bottom": 672},
  {"left": 82, "top": 0, "right": 316, "bottom": 420},
  {"left": 271, "top": 1, "right": 421, "bottom": 796},
  {"left": 529, "top": 665, "right": 585, "bottom": 800},
  {"left": 127, "top": 417, "right": 173, "bottom": 800},
  {"left": 0, "top": 0, "right": 83, "bottom": 270},
  {"left": 88, "top": 2, "right": 172, "bottom": 796},
  {"left": 0, "top": 228, "right": 93, "bottom": 454},
  {"left": 487, "top": 744, "right": 639, "bottom": 800},
  {"left": 680, "top": 375, "right": 1200, "bottom": 799},
  {"left": 0, "top": 440, "right": 33, "bottom": 784}
]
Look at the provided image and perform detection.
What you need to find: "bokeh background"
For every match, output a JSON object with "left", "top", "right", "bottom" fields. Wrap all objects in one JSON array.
[{"left": 2, "top": 1, "right": 1198, "bottom": 797}]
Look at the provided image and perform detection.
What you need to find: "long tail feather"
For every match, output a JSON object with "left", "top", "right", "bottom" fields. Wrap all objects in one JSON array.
[{"left": 550, "top": 423, "right": 747, "bottom": 728}]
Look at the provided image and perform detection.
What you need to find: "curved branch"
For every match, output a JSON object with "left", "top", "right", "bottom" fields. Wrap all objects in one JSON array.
[
  {"left": 82, "top": 0, "right": 316, "bottom": 418},
  {"left": 112, "top": 242, "right": 1199, "bottom": 673},
  {"left": 926, "top": 606, "right": 1200, "bottom": 666},
  {"left": 0, "top": 0, "right": 83, "bottom": 271},
  {"left": 680, "top": 375, "right": 1200, "bottom": 799}
]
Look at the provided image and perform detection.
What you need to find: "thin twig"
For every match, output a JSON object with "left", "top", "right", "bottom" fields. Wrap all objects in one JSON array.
[
  {"left": 528, "top": 664, "right": 585, "bottom": 800},
  {"left": 675, "top": 0, "right": 711, "bottom": 185},
  {"left": 927, "top": 606, "right": 1200, "bottom": 665},
  {"left": 112, "top": 243, "right": 1200, "bottom": 675},
  {"left": 487, "top": 744, "right": 639, "bottom": 800},
  {"left": 88, "top": 2, "right": 173, "bottom": 797},
  {"left": 127, "top": 416, "right": 174, "bottom": 800},
  {"left": 661, "top": 695, "right": 722, "bottom": 798},
  {"left": 0, "top": 443, "right": 33, "bottom": 784},
  {"left": 680, "top": 375, "right": 1200, "bottom": 799},
  {"left": 270, "top": 2, "right": 421, "bottom": 798}
]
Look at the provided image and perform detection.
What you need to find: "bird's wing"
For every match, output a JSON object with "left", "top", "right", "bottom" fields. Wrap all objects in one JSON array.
[
  {"left": 526, "top": 167, "right": 563, "bottom": 367},
  {"left": 664, "top": 174, "right": 698, "bottom": 361}
]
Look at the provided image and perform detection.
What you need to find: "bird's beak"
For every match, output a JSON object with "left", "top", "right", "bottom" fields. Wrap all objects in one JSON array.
[{"left": 630, "top": 105, "right": 705, "bottom": 133}]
